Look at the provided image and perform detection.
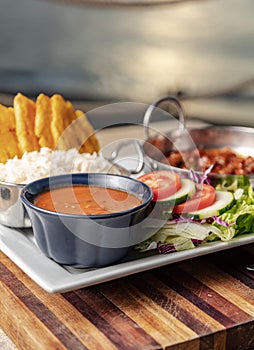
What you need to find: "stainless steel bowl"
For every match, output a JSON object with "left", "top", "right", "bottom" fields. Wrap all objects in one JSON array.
[
  {"left": 142, "top": 96, "right": 254, "bottom": 186},
  {"left": 0, "top": 181, "right": 30, "bottom": 227}
]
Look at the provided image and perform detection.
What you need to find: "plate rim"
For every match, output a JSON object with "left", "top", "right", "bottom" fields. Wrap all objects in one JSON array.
[{"left": 1, "top": 223, "right": 254, "bottom": 293}]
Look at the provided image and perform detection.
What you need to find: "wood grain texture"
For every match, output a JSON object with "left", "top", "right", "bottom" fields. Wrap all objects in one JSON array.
[{"left": 1, "top": 244, "right": 254, "bottom": 350}]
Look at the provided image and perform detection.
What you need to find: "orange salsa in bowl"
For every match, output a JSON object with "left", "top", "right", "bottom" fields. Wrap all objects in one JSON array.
[
  {"left": 34, "top": 185, "right": 142, "bottom": 215},
  {"left": 20, "top": 173, "right": 156, "bottom": 267}
]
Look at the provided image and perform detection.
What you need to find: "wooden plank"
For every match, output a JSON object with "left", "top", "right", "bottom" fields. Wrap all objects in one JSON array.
[
  {"left": 0, "top": 280, "right": 67, "bottom": 350},
  {"left": 97, "top": 278, "right": 199, "bottom": 349},
  {"left": 65, "top": 288, "right": 159, "bottom": 349},
  {"left": 0, "top": 256, "right": 124, "bottom": 350}
]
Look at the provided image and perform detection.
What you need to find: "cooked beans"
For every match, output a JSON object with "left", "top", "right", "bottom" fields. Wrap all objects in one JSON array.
[{"left": 165, "top": 147, "right": 254, "bottom": 175}]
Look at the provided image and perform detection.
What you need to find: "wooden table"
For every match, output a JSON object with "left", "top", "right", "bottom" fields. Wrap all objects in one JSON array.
[
  {"left": 1, "top": 244, "right": 254, "bottom": 350},
  {"left": 1, "top": 121, "right": 254, "bottom": 349}
]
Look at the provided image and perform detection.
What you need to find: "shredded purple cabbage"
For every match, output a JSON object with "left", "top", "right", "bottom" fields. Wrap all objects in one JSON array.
[
  {"left": 157, "top": 238, "right": 204, "bottom": 254},
  {"left": 189, "top": 164, "right": 214, "bottom": 185},
  {"left": 201, "top": 165, "right": 214, "bottom": 184},
  {"left": 166, "top": 214, "right": 233, "bottom": 230},
  {"left": 169, "top": 216, "right": 197, "bottom": 224},
  {"left": 191, "top": 239, "right": 204, "bottom": 247},
  {"left": 211, "top": 216, "right": 235, "bottom": 227},
  {"left": 157, "top": 243, "right": 177, "bottom": 254},
  {"left": 167, "top": 215, "right": 211, "bottom": 225},
  {"left": 190, "top": 169, "right": 200, "bottom": 184}
]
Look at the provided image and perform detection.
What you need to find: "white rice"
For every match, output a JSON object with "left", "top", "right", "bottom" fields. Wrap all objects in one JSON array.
[{"left": 0, "top": 148, "right": 124, "bottom": 184}]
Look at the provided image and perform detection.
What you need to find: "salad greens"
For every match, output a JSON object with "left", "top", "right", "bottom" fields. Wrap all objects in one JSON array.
[{"left": 136, "top": 175, "right": 254, "bottom": 254}]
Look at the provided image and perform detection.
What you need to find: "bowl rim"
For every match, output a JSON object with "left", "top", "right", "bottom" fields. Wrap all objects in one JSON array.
[
  {"left": 0, "top": 180, "right": 25, "bottom": 188},
  {"left": 20, "top": 173, "right": 153, "bottom": 219}
]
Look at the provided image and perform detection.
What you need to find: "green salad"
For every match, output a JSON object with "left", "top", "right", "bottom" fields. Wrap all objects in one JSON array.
[{"left": 136, "top": 172, "right": 254, "bottom": 254}]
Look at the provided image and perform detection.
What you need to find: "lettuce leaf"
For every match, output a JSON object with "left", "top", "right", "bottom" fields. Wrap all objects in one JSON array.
[{"left": 211, "top": 183, "right": 254, "bottom": 239}]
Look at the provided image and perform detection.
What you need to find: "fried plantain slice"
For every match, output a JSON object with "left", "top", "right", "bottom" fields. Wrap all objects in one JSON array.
[
  {"left": 60, "top": 100, "right": 81, "bottom": 150},
  {"left": 50, "top": 94, "right": 72, "bottom": 150},
  {"left": 35, "top": 93, "right": 54, "bottom": 149},
  {"left": 74, "top": 109, "right": 100, "bottom": 154},
  {"left": 0, "top": 106, "right": 21, "bottom": 163},
  {"left": 0, "top": 105, "right": 15, "bottom": 134},
  {"left": 62, "top": 103, "right": 95, "bottom": 153},
  {"left": 63, "top": 99, "right": 75, "bottom": 129},
  {"left": 50, "top": 97, "right": 99, "bottom": 153},
  {"left": 13, "top": 93, "right": 39, "bottom": 153}
]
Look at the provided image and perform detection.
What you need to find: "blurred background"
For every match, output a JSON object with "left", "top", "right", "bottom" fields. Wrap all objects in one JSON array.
[{"left": 0, "top": 0, "right": 253, "bottom": 128}]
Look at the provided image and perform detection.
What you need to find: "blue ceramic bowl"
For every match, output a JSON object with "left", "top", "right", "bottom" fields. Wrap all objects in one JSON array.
[{"left": 20, "top": 173, "right": 155, "bottom": 267}]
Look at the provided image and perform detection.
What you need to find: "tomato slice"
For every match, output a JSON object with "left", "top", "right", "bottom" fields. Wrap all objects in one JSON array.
[
  {"left": 173, "top": 184, "right": 216, "bottom": 215},
  {"left": 138, "top": 170, "right": 181, "bottom": 201}
]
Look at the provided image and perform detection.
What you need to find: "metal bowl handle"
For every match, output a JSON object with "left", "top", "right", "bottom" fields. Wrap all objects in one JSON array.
[
  {"left": 143, "top": 96, "right": 185, "bottom": 139},
  {"left": 109, "top": 139, "right": 144, "bottom": 174}
]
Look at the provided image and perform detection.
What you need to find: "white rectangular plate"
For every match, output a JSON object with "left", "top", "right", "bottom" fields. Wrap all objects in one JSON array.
[{"left": 1, "top": 224, "right": 254, "bottom": 293}]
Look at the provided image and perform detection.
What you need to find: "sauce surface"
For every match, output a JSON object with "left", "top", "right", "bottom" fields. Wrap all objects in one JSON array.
[{"left": 34, "top": 185, "right": 142, "bottom": 215}]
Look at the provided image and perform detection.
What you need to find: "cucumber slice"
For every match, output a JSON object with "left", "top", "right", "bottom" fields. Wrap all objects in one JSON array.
[
  {"left": 188, "top": 191, "right": 235, "bottom": 219},
  {"left": 158, "top": 179, "right": 196, "bottom": 207}
]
